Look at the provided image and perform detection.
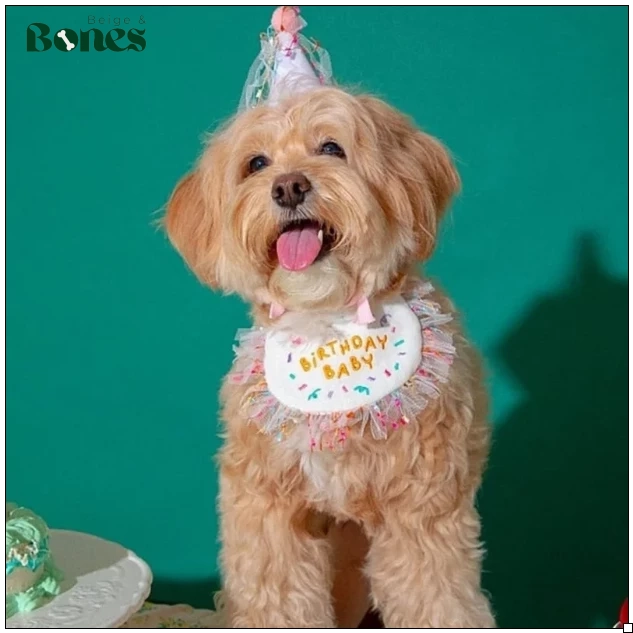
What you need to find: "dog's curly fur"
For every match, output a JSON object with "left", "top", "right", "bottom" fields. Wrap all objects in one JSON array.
[{"left": 166, "top": 87, "right": 495, "bottom": 628}]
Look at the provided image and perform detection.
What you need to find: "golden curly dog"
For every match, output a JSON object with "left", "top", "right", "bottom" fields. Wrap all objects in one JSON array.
[{"left": 166, "top": 87, "right": 495, "bottom": 628}]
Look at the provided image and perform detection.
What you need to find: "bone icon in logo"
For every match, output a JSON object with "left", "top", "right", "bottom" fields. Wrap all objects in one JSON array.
[{"left": 56, "top": 30, "right": 75, "bottom": 51}]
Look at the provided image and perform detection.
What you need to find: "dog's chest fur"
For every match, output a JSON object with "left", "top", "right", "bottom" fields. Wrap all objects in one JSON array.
[{"left": 285, "top": 426, "right": 351, "bottom": 510}]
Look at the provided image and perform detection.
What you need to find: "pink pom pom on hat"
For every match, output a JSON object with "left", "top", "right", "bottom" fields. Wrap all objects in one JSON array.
[
  {"left": 239, "top": 6, "right": 333, "bottom": 111},
  {"left": 271, "top": 6, "right": 304, "bottom": 33}
]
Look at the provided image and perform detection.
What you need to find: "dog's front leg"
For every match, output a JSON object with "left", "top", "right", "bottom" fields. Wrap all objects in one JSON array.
[
  {"left": 219, "top": 470, "right": 336, "bottom": 628},
  {"left": 366, "top": 501, "right": 495, "bottom": 628}
]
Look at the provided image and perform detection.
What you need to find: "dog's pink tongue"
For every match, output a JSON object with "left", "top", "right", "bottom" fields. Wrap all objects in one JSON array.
[{"left": 276, "top": 226, "right": 322, "bottom": 271}]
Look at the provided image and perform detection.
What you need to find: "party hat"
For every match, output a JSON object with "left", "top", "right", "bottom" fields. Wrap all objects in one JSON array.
[{"left": 239, "top": 6, "right": 333, "bottom": 111}]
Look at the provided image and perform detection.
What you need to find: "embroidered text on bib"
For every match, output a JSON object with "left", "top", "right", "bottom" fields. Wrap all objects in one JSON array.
[{"left": 264, "top": 298, "right": 422, "bottom": 414}]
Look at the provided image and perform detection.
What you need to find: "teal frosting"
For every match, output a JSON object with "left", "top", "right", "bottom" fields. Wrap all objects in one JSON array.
[
  {"left": 5, "top": 504, "right": 63, "bottom": 617},
  {"left": 6, "top": 506, "right": 49, "bottom": 575},
  {"left": 5, "top": 560, "right": 62, "bottom": 618},
  {"left": 5, "top": 536, "right": 51, "bottom": 576}
]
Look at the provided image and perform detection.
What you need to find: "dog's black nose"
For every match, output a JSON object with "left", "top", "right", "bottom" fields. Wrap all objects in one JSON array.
[{"left": 271, "top": 172, "right": 312, "bottom": 208}]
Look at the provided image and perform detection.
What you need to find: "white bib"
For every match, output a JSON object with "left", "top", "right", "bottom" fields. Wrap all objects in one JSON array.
[
  {"left": 264, "top": 297, "right": 422, "bottom": 414},
  {"left": 228, "top": 280, "right": 455, "bottom": 451}
]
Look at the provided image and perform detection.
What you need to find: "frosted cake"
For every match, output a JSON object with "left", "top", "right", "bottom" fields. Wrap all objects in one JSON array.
[{"left": 6, "top": 503, "right": 62, "bottom": 618}]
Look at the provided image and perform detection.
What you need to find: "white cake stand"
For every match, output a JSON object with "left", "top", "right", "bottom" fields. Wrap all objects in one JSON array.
[{"left": 6, "top": 529, "right": 152, "bottom": 629}]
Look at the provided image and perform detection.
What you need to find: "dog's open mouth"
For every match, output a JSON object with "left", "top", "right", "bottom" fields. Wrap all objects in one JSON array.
[{"left": 274, "top": 219, "right": 336, "bottom": 271}]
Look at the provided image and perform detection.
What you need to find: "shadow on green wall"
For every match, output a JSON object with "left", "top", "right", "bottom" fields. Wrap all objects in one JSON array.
[
  {"left": 479, "top": 235, "right": 628, "bottom": 628},
  {"left": 151, "top": 577, "right": 221, "bottom": 610}
]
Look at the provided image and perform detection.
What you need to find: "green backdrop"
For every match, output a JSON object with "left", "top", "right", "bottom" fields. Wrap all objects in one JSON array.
[{"left": 7, "top": 6, "right": 627, "bottom": 627}]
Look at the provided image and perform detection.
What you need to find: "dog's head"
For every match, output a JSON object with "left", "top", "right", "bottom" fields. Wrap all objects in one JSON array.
[{"left": 166, "top": 88, "right": 459, "bottom": 313}]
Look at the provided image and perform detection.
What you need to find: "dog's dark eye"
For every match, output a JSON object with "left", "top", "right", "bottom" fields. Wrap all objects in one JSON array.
[
  {"left": 248, "top": 155, "right": 270, "bottom": 174},
  {"left": 319, "top": 141, "right": 345, "bottom": 158}
]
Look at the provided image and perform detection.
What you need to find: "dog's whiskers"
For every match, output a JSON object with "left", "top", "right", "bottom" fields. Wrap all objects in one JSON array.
[{"left": 277, "top": 205, "right": 318, "bottom": 227}]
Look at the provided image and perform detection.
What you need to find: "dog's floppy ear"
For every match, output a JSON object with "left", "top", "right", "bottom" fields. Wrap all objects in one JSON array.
[
  {"left": 357, "top": 95, "right": 460, "bottom": 261},
  {"left": 165, "top": 170, "right": 217, "bottom": 287},
  {"left": 165, "top": 141, "right": 232, "bottom": 290}
]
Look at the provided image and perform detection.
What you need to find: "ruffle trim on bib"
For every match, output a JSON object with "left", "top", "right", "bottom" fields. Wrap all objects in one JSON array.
[{"left": 227, "top": 281, "right": 455, "bottom": 451}]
